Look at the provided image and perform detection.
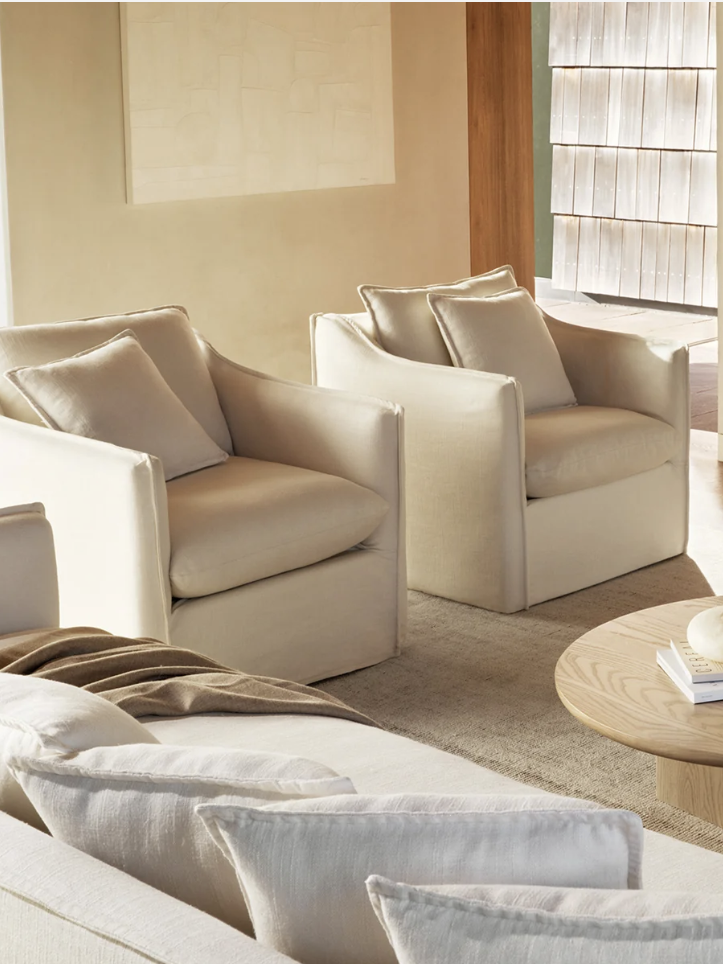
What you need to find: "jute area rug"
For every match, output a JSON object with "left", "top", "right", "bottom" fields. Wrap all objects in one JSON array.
[{"left": 317, "top": 554, "right": 723, "bottom": 854}]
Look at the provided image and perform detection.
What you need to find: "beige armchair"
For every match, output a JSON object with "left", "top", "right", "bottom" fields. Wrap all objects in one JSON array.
[
  {"left": 311, "top": 310, "right": 689, "bottom": 613},
  {"left": 0, "top": 307, "right": 406, "bottom": 683}
]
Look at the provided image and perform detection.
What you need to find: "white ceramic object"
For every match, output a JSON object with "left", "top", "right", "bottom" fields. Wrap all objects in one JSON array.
[{"left": 687, "top": 606, "right": 723, "bottom": 661}]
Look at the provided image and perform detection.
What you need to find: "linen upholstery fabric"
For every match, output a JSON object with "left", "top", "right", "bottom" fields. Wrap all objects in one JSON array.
[
  {"left": 358, "top": 265, "right": 516, "bottom": 366},
  {"left": 0, "top": 503, "right": 58, "bottom": 636},
  {"left": 5, "top": 330, "right": 228, "bottom": 481},
  {"left": 429, "top": 287, "right": 577, "bottom": 414},
  {"left": 525, "top": 405, "right": 678, "bottom": 498},
  {"left": 0, "top": 305, "right": 232, "bottom": 452},
  {"left": 167, "top": 455, "right": 389, "bottom": 597},
  {"left": 366, "top": 880, "right": 723, "bottom": 964},
  {"left": 311, "top": 312, "right": 688, "bottom": 612},
  {"left": 0, "top": 813, "right": 297, "bottom": 964},
  {"left": 9, "top": 744, "right": 354, "bottom": 933},
  {"left": 197, "top": 793, "right": 643, "bottom": 964},
  {"left": 0, "top": 673, "right": 157, "bottom": 830}
]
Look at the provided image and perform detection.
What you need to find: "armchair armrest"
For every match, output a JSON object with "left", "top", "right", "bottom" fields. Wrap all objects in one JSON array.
[
  {"left": 201, "top": 338, "right": 406, "bottom": 636},
  {"left": 310, "top": 313, "right": 527, "bottom": 612},
  {"left": 0, "top": 418, "right": 171, "bottom": 641},
  {"left": 544, "top": 313, "right": 690, "bottom": 463},
  {"left": 0, "top": 503, "right": 59, "bottom": 635}
]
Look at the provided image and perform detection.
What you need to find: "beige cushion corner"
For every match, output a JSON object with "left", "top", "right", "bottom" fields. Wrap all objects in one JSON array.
[
  {"left": 358, "top": 265, "right": 517, "bottom": 366},
  {"left": 5, "top": 330, "right": 228, "bottom": 482},
  {"left": 526, "top": 406, "right": 678, "bottom": 498},
  {"left": 430, "top": 286, "right": 577, "bottom": 414},
  {"left": 367, "top": 880, "right": 723, "bottom": 964},
  {"left": 167, "top": 456, "right": 389, "bottom": 598},
  {"left": 0, "top": 304, "right": 232, "bottom": 453}
]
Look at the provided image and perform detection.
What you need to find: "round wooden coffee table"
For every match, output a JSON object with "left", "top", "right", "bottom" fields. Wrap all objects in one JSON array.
[{"left": 556, "top": 596, "right": 723, "bottom": 828}]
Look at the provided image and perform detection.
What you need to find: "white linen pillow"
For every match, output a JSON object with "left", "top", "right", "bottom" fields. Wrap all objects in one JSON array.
[
  {"left": 0, "top": 673, "right": 158, "bottom": 830},
  {"left": 197, "top": 793, "right": 643, "bottom": 964},
  {"left": 4, "top": 329, "right": 228, "bottom": 481},
  {"left": 358, "top": 265, "right": 517, "bottom": 366},
  {"left": 428, "top": 287, "right": 577, "bottom": 414},
  {"left": 367, "top": 879, "right": 723, "bottom": 964},
  {"left": 9, "top": 743, "right": 355, "bottom": 933}
]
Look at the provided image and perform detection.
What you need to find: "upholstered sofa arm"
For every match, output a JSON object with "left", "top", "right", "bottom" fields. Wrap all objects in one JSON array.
[
  {"left": 545, "top": 313, "right": 690, "bottom": 459},
  {"left": 310, "top": 313, "right": 527, "bottom": 612},
  {"left": 0, "top": 812, "right": 297, "bottom": 964},
  {"left": 0, "top": 503, "right": 59, "bottom": 635},
  {"left": 0, "top": 418, "right": 171, "bottom": 641}
]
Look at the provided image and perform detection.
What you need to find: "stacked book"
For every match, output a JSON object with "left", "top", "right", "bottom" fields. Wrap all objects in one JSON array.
[{"left": 657, "top": 640, "right": 723, "bottom": 703}]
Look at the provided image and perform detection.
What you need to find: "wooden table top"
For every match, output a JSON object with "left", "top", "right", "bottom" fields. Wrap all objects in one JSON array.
[{"left": 555, "top": 596, "right": 723, "bottom": 767}]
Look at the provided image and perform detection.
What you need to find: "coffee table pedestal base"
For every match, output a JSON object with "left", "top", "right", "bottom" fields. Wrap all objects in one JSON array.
[{"left": 656, "top": 757, "right": 723, "bottom": 828}]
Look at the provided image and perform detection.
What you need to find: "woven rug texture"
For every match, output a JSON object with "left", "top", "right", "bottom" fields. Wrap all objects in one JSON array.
[{"left": 317, "top": 553, "right": 723, "bottom": 854}]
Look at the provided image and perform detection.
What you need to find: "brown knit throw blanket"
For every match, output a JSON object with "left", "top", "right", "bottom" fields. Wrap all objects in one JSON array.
[{"left": 0, "top": 626, "right": 376, "bottom": 727}]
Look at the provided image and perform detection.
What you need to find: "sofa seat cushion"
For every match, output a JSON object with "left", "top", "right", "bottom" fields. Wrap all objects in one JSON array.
[
  {"left": 525, "top": 405, "right": 678, "bottom": 498},
  {"left": 167, "top": 456, "right": 389, "bottom": 598}
]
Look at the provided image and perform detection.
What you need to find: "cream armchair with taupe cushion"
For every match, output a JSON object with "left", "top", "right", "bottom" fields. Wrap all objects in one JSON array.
[
  {"left": 0, "top": 307, "right": 405, "bottom": 682},
  {"left": 311, "top": 304, "right": 688, "bottom": 613}
]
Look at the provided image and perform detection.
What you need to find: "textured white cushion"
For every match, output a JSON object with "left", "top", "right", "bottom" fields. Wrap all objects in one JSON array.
[
  {"left": 0, "top": 304, "right": 232, "bottom": 452},
  {"left": 358, "top": 266, "right": 517, "bottom": 366},
  {"left": 5, "top": 330, "right": 229, "bottom": 481},
  {"left": 167, "top": 456, "right": 389, "bottom": 597},
  {"left": 367, "top": 880, "right": 723, "bottom": 964},
  {"left": 9, "top": 743, "right": 354, "bottom": 933},
  {"left": 429, "top": 287, "right": 577, "bottom": 414},
  {"left": 0, "top": 674, "right": 157, "bottom": 830},
  {"left": 197, "top": 793, "right": 643, "bottom": 964},
  {"left": 525, "top": 405, "right": 678, "bottom": 497}
]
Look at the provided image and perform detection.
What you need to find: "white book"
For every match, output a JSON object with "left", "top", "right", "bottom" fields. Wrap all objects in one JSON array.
[
  {"left": 668, "top": 2, "right": 685, "bottom": 68},
  {"left": 550, "top": 2, "right": 579, "bottom": 66},
  {"left": 670, "top": 638, "right": 723, "bottom": 683},
  {"left": 615, "top": 148, "right": 638, "bottom": 220},
  {"left": 579, "top": 68, "right": 609, "bottom": 144},
  {"left": 550, "top": 68, "right": 565, "bottom": 144},
  {"left": 694, "top": 70, "right": 715, "bottom": 153},
  {"left": 551, "top": 145, "right": 576, "bottom": 214},
  {"left": 708, "top": 2, "right": 716, "bottom": 68},
  {"left": 655, "top": 222, "right": 671, "bottom": 302},
  {"left": 602, "top": 1, "right": 627, "bottom": 66},
  {"left": 561, "top": 68, "right": 582, "bottom": 144},
  {"left": 592, "top": 146, "right": 617, "bottom": 218},
  {"left": 657, "top": 648, "right": 723, "bottom": 703},
  {"left": 689, "top": 151, "right": 716, "bottom": 228},
  {"left": 597, "top": 218, "right": 623, "bottom": 296},
  {"left": 552, "top": 215, "right": 580, "bottom": 291},
  {"left": 606, "top": 68, "right": 623, "bottom": 146},
  {"left": 589, "top": 2, "right": 606, "bottom": 66},
  {"left": 658, "top": 150, "right": 692, "bottom": 224},
  {"left": 702, "top": 227, "right": 717, "bottom": 307},
  {"left": 641, "top": 70, "right": 668, "bottom": 149},
  {"left": 576, "top": 1, "right": 593, "bottom": 66},
  {"left": 636, "top": 149, "right": 661, "bottom": 222},
  {"left": 640, "top": 221, "right": 659, "bottom": 301}
]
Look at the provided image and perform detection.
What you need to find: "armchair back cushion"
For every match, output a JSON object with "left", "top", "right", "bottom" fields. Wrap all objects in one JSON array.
[
  {"left": 0, "top": 305, "right": 232, "bottom": 453},
  {"left": 167, "top": 457, "right": 389, "bottom": 597},
  {"left": 358, "top": 266, "right": 516, "bottom": 366},
  {"left": 5, "top": 331, "right": 229, "bottom": 481}
]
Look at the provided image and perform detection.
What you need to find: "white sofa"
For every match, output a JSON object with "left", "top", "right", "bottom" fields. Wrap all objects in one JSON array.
[
  {"left": 311, "top": 310, "right": 689, "bottom": 612},
  {"left": 3, "top": 507, "right": 723, "bottom": 963},
  {"left": 0, "top": 306, "right": 406, "bottom": 683}
]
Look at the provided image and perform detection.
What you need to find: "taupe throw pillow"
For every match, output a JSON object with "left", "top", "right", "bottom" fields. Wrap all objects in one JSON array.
[{"left": 5, "top": 330, "right": 228, "bottom": 480}]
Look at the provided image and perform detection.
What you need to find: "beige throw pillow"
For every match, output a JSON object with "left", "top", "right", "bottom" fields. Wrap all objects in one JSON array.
[
  {"left": 9, "top": 743, "right": 355, "bottom": 934},
  {"left": 0, "top": 673, "right": 158, "bottom": 830},
  {"left": 367, "top": 879, "right": 723, "bottom": 964},
  {"left": 429, "top": 287, "right": 577, "bottom": 414},
  {"left": 358, "top": 266, "right": 517, "bottom": 365},
  {"left": 197, "top": 793, "right": 643, "bottom": 964},
  {"left": 4, "top": 330, "right": 228, "bottom": 480}
]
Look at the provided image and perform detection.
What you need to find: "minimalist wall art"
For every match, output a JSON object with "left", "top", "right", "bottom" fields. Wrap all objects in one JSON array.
[
  {"left": 121, "top": 2, "right": 395, "bottom": 203},
  {"left": 549, "top": 2, "right": 717, "bottom": 307}
]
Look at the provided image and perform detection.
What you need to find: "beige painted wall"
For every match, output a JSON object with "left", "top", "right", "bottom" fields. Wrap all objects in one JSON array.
[{"left": 0, "top": 2, "right": 470, "bottom": 382}]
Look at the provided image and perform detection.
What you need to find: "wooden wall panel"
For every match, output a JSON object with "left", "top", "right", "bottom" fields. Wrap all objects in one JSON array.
[
  {"left": 549, "top": 2, "right": 716, "bottom": 306},
  {"left": 467, "top": 2, "right": 535, "bottom": 292}
]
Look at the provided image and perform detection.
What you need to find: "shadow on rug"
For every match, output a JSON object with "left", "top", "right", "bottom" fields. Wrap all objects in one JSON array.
[{"left": 317, "top": 554, "right": 723, "bottom": 853}]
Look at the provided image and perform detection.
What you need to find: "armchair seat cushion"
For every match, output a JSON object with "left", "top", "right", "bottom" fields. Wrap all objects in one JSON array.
[
  {"left": 167, "top": 457, "right": 389, "bottom": 598},
  {"left": 525, "top": 406, "right": 678, "bottom": 498}
]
